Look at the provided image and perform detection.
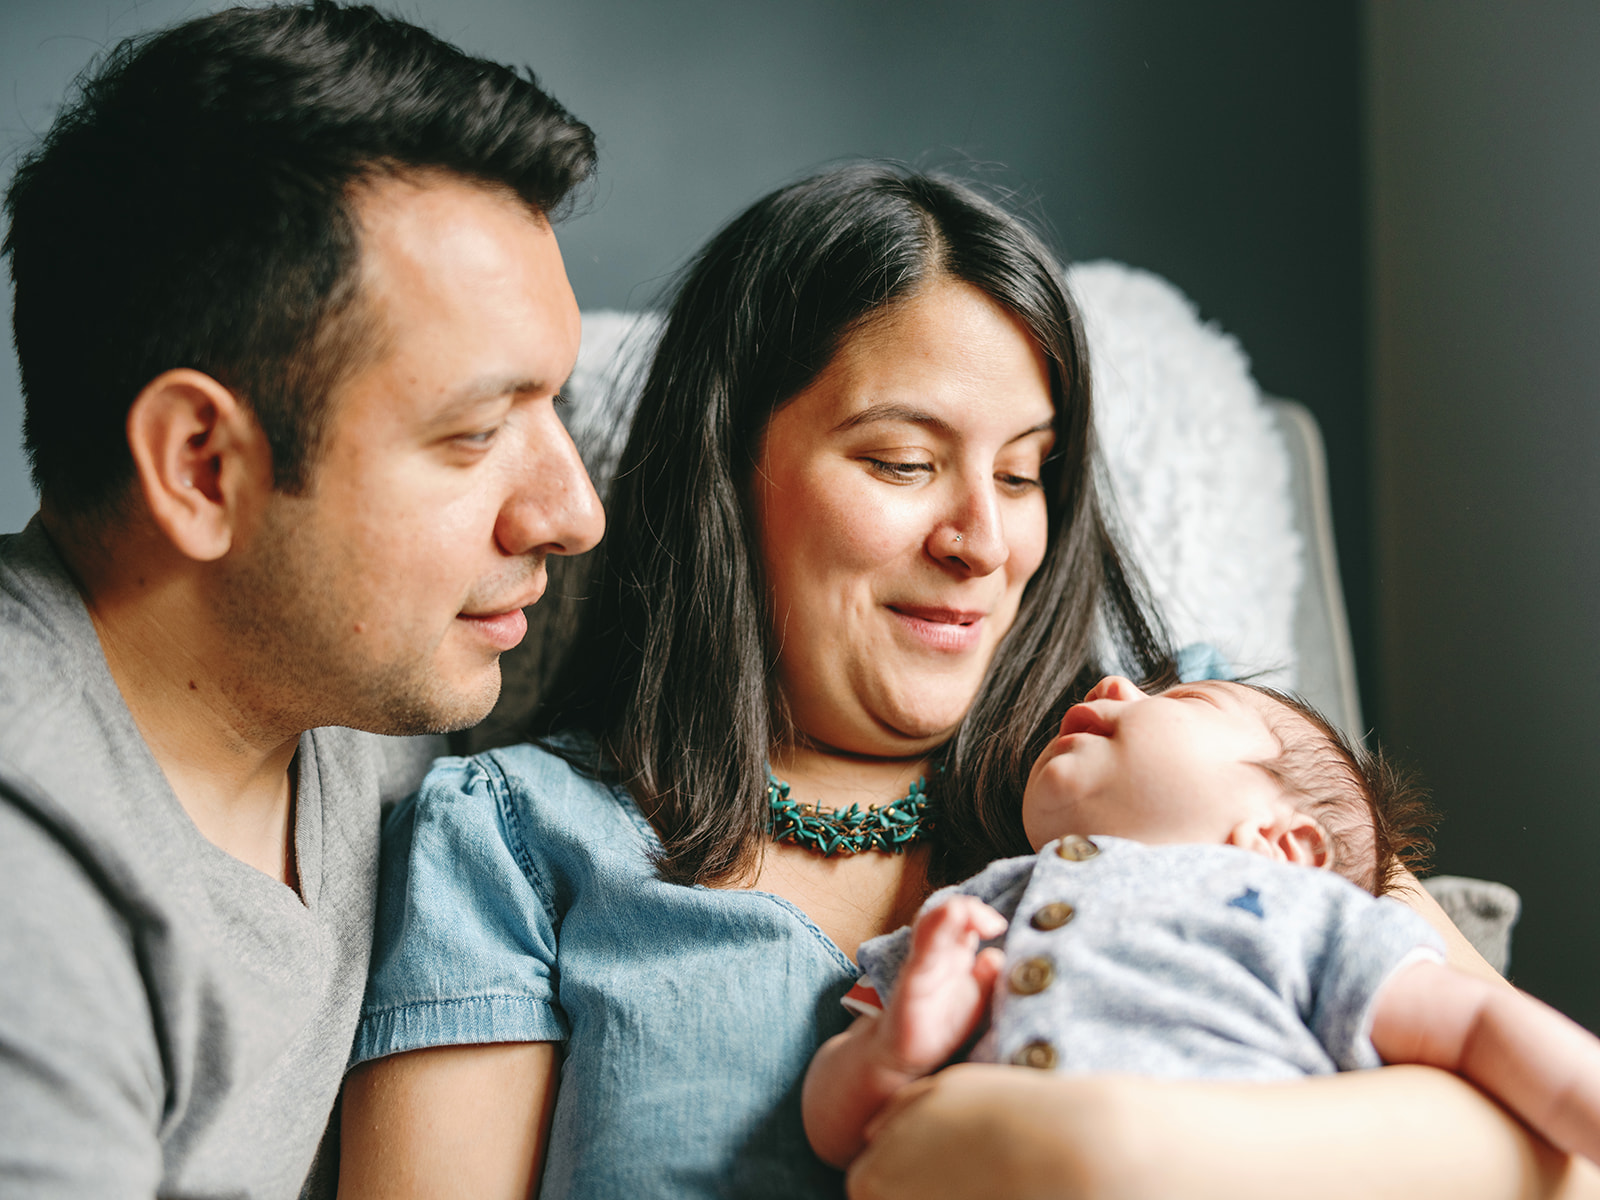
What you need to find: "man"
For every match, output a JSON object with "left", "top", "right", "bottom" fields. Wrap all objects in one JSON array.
[{"left": 0, "top": 5, "right": 604, "bottom": 1196}]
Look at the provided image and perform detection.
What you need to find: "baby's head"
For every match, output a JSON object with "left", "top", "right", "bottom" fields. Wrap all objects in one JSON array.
[{"left": 1023, "top": 676, "right": 1434, "bottom": 894}]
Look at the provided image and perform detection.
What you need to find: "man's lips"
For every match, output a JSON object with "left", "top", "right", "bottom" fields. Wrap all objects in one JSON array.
[
  {"left": 458, "top": 583, "right": 545, "bottom": 652},
  {"left": 886, "top": 604, "right": 987, "bottom": 653},
  {"left": 456, "top": 607, "right": 529, "bottom": 652}
]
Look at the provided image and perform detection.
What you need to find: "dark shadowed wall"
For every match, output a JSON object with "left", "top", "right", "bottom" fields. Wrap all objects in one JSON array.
[
  {"left": 1370, "top": 2, "right": 1600, "bottom": 1029},
  {"left": 1, "top": 0, "right": 1369, "bottom": 685}
]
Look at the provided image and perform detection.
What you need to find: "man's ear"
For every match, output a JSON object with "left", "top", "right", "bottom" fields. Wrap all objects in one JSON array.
[
  {"left": 125, "top": 369, "right": 273, "bottom": 562},
  {"left": 1226, "top": 806, "right": 1333, "bottom": 870}
]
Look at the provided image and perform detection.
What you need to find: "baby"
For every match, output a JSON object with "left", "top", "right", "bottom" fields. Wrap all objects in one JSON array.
[{"left": 803, "top": 675, "right": 1600, "bottom": 1168}]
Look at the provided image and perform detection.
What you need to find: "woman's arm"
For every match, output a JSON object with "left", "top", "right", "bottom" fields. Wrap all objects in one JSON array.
[
  {"left": 846, "top": 1062, "right": 1600, "bottom": 1200},
  {"left": 338, "top": 1043, "right": 558, "bottom": 1200}
]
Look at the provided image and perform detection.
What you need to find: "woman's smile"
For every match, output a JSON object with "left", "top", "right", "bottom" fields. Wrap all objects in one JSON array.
[{"left": 885, "top": 603, "right": 988, "bottom": 653}]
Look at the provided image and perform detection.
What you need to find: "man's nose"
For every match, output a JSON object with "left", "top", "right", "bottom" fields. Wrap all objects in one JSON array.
[{"left": 495, "top": 406, "right": 605, "bottom": 558}]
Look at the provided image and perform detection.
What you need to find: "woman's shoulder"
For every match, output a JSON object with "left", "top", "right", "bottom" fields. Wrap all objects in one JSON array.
[
  {"left": 395, "top": 733, "right": 654, "bottom": 865},
  {"left": 413, "top": 732, "right": 609, "bottom": 806}
]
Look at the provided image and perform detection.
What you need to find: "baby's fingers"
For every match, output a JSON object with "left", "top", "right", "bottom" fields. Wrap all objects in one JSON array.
[
  {"left": 971, "top": 946, "right": 1005, "bottom": 998},
  {"left": 912, "top": 896, "right": 1008, "bottom": 955}
]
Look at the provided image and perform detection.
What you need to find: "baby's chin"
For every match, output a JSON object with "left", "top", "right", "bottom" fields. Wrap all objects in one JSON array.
[
  {"left": 1021, "top": 807, "right": 1079, "bottom": 853},
  {"left": 1020, "top": 769, "right": 1101, "bottom": 847}
]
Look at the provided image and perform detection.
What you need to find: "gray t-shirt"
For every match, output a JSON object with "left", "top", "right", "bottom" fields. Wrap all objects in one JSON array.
[
  {"left": 859, "top": 836, "right": 1445, "bottom": 1078},
  {"left": 0, "top": 519, "right": 439, "bottom": 1199}
]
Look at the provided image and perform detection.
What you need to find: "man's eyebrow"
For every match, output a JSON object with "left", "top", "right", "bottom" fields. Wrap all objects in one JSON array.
[
  {"left": 428, "top": 376, "right": 551, "bottom": 425},
  {"left": 831, "top": 403, "right": 1055, "bottom": 443}
]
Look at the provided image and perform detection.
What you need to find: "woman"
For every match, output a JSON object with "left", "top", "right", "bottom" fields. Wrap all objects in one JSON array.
[{"left": 339, "top": 165, "right": 1586, "bottom": 1199}]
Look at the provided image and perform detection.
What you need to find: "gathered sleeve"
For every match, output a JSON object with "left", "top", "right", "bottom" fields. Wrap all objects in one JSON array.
[{"left": 351, "top": 755, "right": 569, "bottom": 1067}]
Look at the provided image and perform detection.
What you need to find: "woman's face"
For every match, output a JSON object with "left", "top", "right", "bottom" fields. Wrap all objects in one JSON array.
[{"left": 751, "top": 278, "right": 1056, "bottom": 758}]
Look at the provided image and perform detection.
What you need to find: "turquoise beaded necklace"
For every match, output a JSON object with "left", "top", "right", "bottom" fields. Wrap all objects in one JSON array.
[{"left": 766, "top": 770, "right": 935, "bottom": 856}]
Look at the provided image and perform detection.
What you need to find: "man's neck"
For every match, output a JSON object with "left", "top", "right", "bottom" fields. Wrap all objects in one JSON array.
[{"left": 46, "top": 515, "right": 303, "bottom": 888}]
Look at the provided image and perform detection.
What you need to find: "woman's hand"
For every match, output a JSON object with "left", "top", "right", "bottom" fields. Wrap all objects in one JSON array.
[
  {"left": 847, "top": 1063, "right": 1598, "bottom": 1200},
  {"left": 338, "top": 1042, "right": 558, "bottom": 1200}
]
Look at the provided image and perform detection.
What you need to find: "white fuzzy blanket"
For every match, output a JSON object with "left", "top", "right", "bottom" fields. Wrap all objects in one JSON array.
[
  {"left": 565, "top": 260, "right": 1301, "bottom": 687},
  {"left": 1067, "top": 262, "right": 1300, "bottom": 687}
]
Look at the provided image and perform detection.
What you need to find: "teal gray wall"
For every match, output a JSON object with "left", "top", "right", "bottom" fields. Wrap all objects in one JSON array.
[{"left": 1370, "top": 3, "right": 1600, "bottom": 1028}]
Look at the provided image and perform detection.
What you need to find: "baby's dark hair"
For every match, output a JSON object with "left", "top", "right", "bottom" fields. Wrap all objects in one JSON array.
[{"left": 1242, "top": 686, "right": 1436, "bottom": 896}]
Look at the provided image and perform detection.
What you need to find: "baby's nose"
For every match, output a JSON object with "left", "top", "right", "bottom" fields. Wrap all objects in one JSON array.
[{"left": 1085, "top": 674, "right": 1146, "bottom": 703}]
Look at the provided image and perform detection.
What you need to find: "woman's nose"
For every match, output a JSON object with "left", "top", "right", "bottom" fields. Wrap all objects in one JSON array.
[
  {"left": 929, "top": 474, "right": 1006, "bottom": 575},
  {"left": 1085, "top": 675, "right": 1146, "bottom": 703}
]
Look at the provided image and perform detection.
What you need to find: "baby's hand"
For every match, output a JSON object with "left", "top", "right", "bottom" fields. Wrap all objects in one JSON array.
[
  {"left": 802, "top": 896, "right": 1010, "bottom": 1168},
  {"left": 877, "top": 896, "right": 1009, "bottom": 1076}
]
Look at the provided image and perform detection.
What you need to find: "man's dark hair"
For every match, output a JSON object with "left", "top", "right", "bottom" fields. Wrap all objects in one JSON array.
[
  {"left": 1248, "top": 686, "right": 1437, "bottom": 896},
  {"left": 535, "top": 163, "right": 1174, "bottom": 888},
  {"left": 4, "top": 1, "right": 595, "bottom": 515}
]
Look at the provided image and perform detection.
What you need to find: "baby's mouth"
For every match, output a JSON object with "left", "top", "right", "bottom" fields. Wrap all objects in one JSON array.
[{"left": 1059, "top": 703, "right": 1113, "bottom": 738}]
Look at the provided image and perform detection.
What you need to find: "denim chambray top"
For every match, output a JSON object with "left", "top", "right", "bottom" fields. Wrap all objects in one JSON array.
[{"left": 353, "top": 739, "right": 856, "bottom": 1199}]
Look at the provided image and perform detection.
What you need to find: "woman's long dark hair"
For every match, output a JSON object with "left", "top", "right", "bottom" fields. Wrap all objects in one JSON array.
[{"left": 536, "top": 163, "right": 1173, "bottom": 886}]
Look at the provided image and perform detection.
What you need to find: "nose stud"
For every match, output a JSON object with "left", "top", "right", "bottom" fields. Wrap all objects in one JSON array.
[{"left": 954, "top": 534, "right": 962, "bottom": 543}]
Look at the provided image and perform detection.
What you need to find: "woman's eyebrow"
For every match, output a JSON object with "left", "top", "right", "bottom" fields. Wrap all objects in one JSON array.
[
  {"left": 831, "top": 405, "right": 1055, "bottom": 443},
  {"left": 831, "top": 403, "right": 954, "bottom": 436},
  {"left": 1007, "top": 419, "right": 1055, "bottom": 444}
]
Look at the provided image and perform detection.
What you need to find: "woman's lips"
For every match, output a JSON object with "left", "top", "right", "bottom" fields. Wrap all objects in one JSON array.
[
  {"left": 457, "top": 607, "right": 529, "bottom": 651},
  {"left": 887, "top": 604, "right": 985, "bottom": 653}
]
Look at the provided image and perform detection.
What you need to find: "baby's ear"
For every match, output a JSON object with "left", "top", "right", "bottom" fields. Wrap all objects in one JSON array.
[
  {"left": 1227, "top": 808, "right": 1333, "bottom": 870},
  {"left": 1273, "top": 810, "right": 1332, "bottom": 869}
]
